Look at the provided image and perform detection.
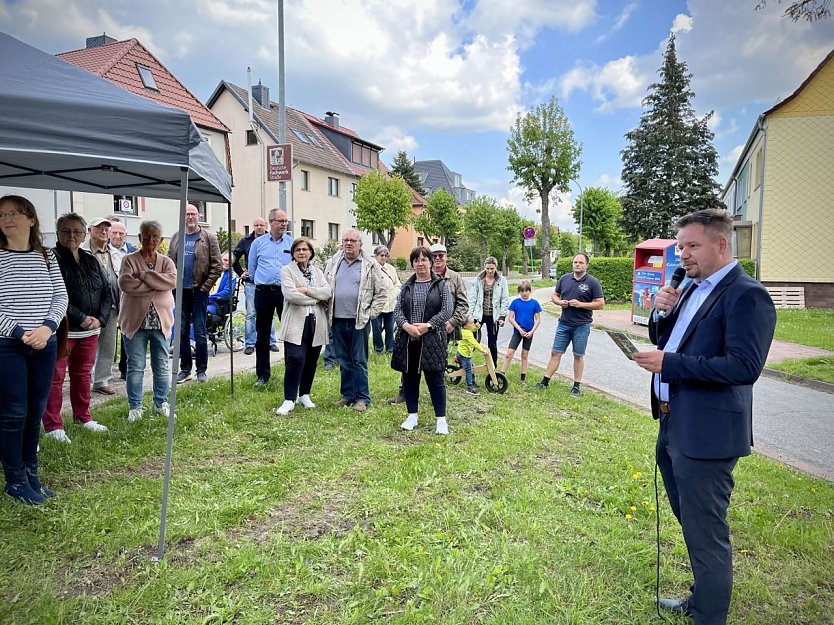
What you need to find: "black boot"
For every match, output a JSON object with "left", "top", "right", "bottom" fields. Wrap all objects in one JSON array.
[
  {"left": 26, "top": 464, "right": 55, "bottom": 498},
  {"left": 4, "top": 467, "right": 46, "bottom": 505}
]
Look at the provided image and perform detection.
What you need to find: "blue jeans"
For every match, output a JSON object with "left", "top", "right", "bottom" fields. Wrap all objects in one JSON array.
[
  {"left": 124, "top": 329, "right": 171, "bottom": 409},
  {"left": 371, "top": 311, "right": 395, "bottom": 353},
  {"left": 244, "top": 281, "right": 276, "bottom": 348},
  {"left": 177, "top": 288, "right": 208, "bottom": 375},
  {"left": 458, "top": 354, "right": 475, "bottom": 386},
  {"left": 551, "top": 322, "right": 591, "bottom": 356},
  {"left": 331, "top": 318, "right": 370, "bottom": 404},
  {"left": 0, "top": 336, "right": 56, "bottom": 484}
]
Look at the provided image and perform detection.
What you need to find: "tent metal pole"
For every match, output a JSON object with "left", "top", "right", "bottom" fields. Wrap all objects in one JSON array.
[
  {"left": 228, "top": 201, "right": 234, "bottom": 395},
  {"left": 155, "top": 167, "right": 189, "bottom": 562}
]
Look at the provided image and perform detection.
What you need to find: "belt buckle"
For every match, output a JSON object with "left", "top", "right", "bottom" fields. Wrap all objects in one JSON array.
[{"left": 659, "top": 401, "right": 671, "bottom": 414}]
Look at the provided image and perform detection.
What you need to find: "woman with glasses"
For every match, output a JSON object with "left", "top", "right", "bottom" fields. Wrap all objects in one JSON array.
[
  {"left": 119, "top": 221, "right": 177, "bottom": 423},
  {"left": 42, "top": 213, "right": 113, "bottom": 444},
  {"left": 274, "top": 237, "right": 331, "bottom": 415},
  {"left": 371, "top": 245, "right": 400, "bottom": 354},
  {"left": 0, "top": 195, "right": 68, "bottom": 504}
]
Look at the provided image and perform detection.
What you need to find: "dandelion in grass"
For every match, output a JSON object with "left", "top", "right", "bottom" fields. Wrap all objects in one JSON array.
[
  {"left": 632, "top": 472, "right": 642, "bottom": 480},
  {"left": 630, "top": 505, "right": 637, "bottom": 512},
  {"left": 625, "top": 513, "right": 633, "bottom": 520}
]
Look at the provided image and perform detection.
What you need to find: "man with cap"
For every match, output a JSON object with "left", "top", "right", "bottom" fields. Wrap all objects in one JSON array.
[
  {"left": 388, "top": 242, "right": 468, "bottom": 404},
  {"left": 82, "top": 217, "right": 123, "bottom": 395}
]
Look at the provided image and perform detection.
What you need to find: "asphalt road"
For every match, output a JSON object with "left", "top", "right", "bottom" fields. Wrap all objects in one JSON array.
[{"left": 494, "top": 306, "right": 834, "bottom": 481}]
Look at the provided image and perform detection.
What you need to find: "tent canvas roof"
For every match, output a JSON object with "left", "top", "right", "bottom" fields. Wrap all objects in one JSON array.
[{"left": 0, "top": 31, "right": 231, "bottom": 203}]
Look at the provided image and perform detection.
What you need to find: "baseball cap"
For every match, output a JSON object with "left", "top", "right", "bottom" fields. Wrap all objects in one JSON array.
[
  {"left": 429, "top": 243, "right": 447, "bottom": 254},
  {"left": 89, "top": 217, "right": 112, "bottom": 228}
]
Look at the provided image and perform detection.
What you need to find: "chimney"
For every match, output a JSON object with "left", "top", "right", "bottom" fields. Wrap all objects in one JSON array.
[
  {"left": 252, "top": 81, "right": 270, "bottom": 108},
  {"left": 86, "top": 33, "right": 117, "bottom": 49},
  {"left": 325, "top": 111, "right": 340, "bottom": 129}
]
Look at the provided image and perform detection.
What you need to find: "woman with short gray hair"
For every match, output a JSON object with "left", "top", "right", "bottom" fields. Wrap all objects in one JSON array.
[{"left": 371, "top": 245, "right": 400, "bottom": 354}]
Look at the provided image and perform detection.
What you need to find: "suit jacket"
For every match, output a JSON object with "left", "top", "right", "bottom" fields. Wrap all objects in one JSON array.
[{"left": 648, "top": 263, "right": 776, "bottom": 460}]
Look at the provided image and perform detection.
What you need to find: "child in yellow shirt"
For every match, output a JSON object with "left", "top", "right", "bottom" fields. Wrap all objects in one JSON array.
[{"left": 457, "top": 316, "right": 488, "bottom": 396}]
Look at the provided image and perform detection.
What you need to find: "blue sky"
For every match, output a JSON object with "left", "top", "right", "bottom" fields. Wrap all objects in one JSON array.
[{"left": 2, "top": 0, "right": 832, "bottom": 232}]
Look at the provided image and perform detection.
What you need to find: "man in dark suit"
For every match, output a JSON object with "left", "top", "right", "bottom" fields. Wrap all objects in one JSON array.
[{"left": 633, "top": 208, "right": 776, "bottom": 625}]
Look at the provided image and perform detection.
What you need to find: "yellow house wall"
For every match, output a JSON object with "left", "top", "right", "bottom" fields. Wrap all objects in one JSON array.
[{"left": 760, "top": 61, "right": 834, "bottom": 283}]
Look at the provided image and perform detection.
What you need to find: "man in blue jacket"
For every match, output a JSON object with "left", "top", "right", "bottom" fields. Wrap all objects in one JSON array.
[{"left": 634, "top": 208, "right": 776, "bottom": 625}]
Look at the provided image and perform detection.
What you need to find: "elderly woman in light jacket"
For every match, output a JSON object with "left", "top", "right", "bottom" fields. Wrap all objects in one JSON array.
[
  {"left": 467, "top": 256, "right": 509, "bottom": 367},
  {"left": 274, "top": 237, "right": 332, "bottom": 415},
  {"left": 371, "top": 245, "right": 401, "bottom": 354},
  {"left": 118, "top": 221, "right": 176, "bottom": 423}
]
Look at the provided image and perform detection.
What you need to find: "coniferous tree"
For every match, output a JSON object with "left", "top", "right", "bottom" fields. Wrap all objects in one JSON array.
[
  {"left": 390, "top": 150, "right": 426, "bottom": 196},
  {"left": 620, "top": 35, "right": 721, "bottom": 240}
]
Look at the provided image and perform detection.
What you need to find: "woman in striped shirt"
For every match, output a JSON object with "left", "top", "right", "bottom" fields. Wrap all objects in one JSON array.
[{"left": 0, "top": 195, "right": 68, "bottom": 504}]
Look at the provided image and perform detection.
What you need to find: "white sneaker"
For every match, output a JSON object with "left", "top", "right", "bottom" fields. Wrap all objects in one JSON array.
[
  {"left": 44, "top": 429, "right": 71, "bottom": 444},
  {"left": 400, "top": 414, "right": 419, "bottom": 431},
  {"left": 128, "top": 408, "right": 144, "bottom": 423},
  {"left": 153, "top": 402, "right": 175, "bottom": 418},
  {"left": 275, "top": 399, "right": 295, "bottom": 415},
  {"left": 435, "top": 418, "right": 449, "bottom": 435},
  {"left": 296, "top": 395, "right": 316, "bottom": 409},
  {"left": 82, "top": 420, "right": 108, "bottom": 433}
]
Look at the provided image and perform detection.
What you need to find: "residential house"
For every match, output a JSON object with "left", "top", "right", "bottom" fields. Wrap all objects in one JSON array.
[
  {"left": 721, "top": 48, "right": 834, "bottom": 307},
  {"left": 413, "top": 160, "right": 476, "bottom": 205},
  {"left": 388, "top": 188, "right": 429, "bottom": 261},
  {"left": 54, "top": 34, "right": 232, "bottom": 241},
  {"left": 207, "top": 81, "right": 386, "bottom": 248}
]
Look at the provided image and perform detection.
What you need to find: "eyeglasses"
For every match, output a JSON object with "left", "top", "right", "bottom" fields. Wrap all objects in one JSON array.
[
  {"left": 342, "top": 238, "right": 360, "bottom": 243},
  {"left": 432, "top": 253, "right": 446, "bottom": 258},
  {"left": 377, "top": 253, "right": 389, "bottom": 257},
  {"left": 270, "top": 219, "right": 289, "bottom": 224},
  {"left": 0, "top": 210, "right": 23, "bottom": 220},
  {"left": 59, "top": 229, "right": 86, "bottom": 237}
]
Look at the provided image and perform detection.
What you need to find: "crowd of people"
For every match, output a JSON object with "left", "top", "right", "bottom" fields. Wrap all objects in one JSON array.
[{"left": 0, "top": 196, "right": 611, "bottom": 504}]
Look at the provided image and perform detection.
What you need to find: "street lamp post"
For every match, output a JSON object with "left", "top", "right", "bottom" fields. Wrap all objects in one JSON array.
[{"left": 571, "top": 179, "right": 584, "bottom": 252}]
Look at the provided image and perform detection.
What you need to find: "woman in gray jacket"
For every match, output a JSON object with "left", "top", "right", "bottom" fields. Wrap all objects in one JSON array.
[
  {"left": 467, "top": 256, "right": 509, "bottom": 367},
  {"left": 275, "top": 237, "right": 332, "bottom": 415}
]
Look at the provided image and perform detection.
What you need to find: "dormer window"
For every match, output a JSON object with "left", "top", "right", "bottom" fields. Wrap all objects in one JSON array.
[{"left": 137, "top": 64, "right": 158, "bottom": 91}]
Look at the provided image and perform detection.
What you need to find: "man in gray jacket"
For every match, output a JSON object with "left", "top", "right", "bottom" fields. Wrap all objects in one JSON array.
[{"left": 325, "top": 229, "right": 386, "bottom": 412}]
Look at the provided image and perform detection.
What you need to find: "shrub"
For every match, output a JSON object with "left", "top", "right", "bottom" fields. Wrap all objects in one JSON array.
[
  {"left": 394, "top": 256, "right": 408, "bottom": 271},
  {"left": 554, "top": 256, "right": 633, "bottom": 301},
  {"left": 739, "top": 258, "right": 756, "bottom": 278}
]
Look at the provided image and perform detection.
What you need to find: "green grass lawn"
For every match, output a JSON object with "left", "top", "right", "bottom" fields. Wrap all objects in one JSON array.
[
  {"left": 774, "top": 309, "right": 834, "bottom": 351},
  {"left": 1, "top": 359, "right": 831, "bottom": 624},
  {"left": 769, "top": 356, "right": 834, "bottom": 385}
]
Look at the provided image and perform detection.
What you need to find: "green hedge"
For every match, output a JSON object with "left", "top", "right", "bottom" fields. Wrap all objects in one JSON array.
[{"left": 551, "top": 257, "right": 760, "bottom": 302}]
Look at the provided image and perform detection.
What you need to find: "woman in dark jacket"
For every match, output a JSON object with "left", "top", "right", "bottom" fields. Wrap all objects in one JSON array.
[
  {"left": 42, "top": 213, "right": 112, "bottom": 443},
  {"left": 392, "top": 246, "right": 453, "bottom": 435}
]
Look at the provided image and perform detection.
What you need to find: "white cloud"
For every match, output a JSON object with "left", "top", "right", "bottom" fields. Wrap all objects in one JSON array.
[
  {"left": 468, "top": 0, "right": 597, "bottom": 43},
  {"left": 670, "top": 13, "right": 693, "bottom": 34},
  {"left": 593, "top": 173, "right": 622, "bottom": 191},
  {"left": 721, "top": 144, "right": 744, "bottom": 168},
  {"left": 597, "top": 1, "right": 638, "bottom": 42},
  {"left": 373, "top": 129, "right": 419, "bottom": 155},
  {"left": 200, "top": 0, "right": 273, "bottom": 26},
  {"left": 560, "top": 54, "right": 650, "bottom": 111}
]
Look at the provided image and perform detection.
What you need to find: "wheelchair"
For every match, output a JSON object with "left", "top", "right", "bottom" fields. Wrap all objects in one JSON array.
[{"left": 206, "top": 281, "right": 246, "bottom": 355}]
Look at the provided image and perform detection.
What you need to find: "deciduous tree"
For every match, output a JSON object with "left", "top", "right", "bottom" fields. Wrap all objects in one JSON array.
[
  {"left": 351, "top": 169, "right": 413, "bottom": 250},
  {"left": 620, "top": 35, "right": 721, "bottom": 240},
  {"left": 755, "top": 0, "right": 831, "bottom": 21},
  {"left": 462, "top": 196, "right": 500, "bottom": 266},
  {"left": 414, "top": 188, "right": 462, "bottom": 245},
  {"left": 572, "top": 187, "right": 626, "bottom": 256},
  {"left": 507, "top": 96, "right": 581, "bottom": 278},
  {"left": 490, "top": 206, "right": 523, "bottom": 274}
]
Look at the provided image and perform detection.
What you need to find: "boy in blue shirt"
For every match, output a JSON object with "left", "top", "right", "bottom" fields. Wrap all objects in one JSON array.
[{"left": 500, "top": 281, "right": 542, "bottom": 385}]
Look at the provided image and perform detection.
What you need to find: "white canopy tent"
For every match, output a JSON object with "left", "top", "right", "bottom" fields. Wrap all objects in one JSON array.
[{"left": 0, "top": 30, "right": 234, "bottom": 560}]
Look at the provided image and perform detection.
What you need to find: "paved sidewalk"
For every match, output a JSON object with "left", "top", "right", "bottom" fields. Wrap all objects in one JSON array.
[{"left": 532, "top": 287, "right": 833, "bottom": 366}]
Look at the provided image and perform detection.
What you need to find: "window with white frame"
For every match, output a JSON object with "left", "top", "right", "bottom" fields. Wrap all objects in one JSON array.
[
  {"left": 300, "top": 170, "right": 310, "bottom": 191},
  {"left": 328, "top": 177, "right": 339, "bottom": 197},
  {"left": 328, "top": 222, "right": 340, "bottom": 241},
  {"left": 301, "top": 219, "right": 314, "bottom": 238},
  {"left": 246, "top": 130, "right": 258, "bottom": 146}
]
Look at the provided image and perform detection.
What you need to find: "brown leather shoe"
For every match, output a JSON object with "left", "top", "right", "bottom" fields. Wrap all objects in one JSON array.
[
  {"left": 335, "top": 398, "right": 352, "bottom": 407},
  {"left": 387, "top": 393, "right": 404, "bottom": 404},
  {"left": 93, "top": 386, "right": 116, "bottom": 395},
  {"left": 353, "top": 401, "right": 367, "bottom": 412}
]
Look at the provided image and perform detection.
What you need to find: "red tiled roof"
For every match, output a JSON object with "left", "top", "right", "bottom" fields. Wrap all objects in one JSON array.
[{"left": 58, "top": 39, "right": 229, "bottom": 133}]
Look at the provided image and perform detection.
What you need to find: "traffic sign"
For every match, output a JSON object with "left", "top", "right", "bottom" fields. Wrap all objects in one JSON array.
[
  {"left": 267, "top": 144, "right": 292, "bottom": 182},
  {"left": 523, "top": 226, "right": 536, "bottom": 239}
]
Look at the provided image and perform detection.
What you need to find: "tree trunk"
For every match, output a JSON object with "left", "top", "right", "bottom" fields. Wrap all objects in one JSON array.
[{"left": 540, "top": 192, "right": 551, "bottom": 277}]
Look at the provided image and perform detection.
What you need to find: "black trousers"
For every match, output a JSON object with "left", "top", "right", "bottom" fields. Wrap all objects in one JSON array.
[
  {"left": 657, "top": 412, "right": 738, "bottom": 625},
  {"left": 283, "top": 314, "right": 321, "bottom": 401},
  {"left": 254, "top": 285, "right": 283, "bottom": 380}
]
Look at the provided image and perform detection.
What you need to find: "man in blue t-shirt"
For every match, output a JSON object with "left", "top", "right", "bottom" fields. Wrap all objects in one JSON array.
[{"left": 534, "top": 253, "right": 605, "bottom": 396}]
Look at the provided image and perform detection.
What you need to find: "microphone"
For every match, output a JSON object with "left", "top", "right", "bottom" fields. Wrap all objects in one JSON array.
[{"left": 657, "top": 266, "right": 687, "bottom": 319}]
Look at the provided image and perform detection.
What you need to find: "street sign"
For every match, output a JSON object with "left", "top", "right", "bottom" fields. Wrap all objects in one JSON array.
[
  {"left": 523, "top": 226, "right": 536, "bottom": 239},
  {"left": 266, "top": 144, "right": 292, "bottom": 182},
  {"left": 524, "top": 238, "right": 535, "bottom": 247}
]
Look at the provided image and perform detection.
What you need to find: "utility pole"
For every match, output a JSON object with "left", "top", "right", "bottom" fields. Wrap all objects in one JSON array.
[{"left": 277, "top": 0, "right": 289, "bottom": 230}]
